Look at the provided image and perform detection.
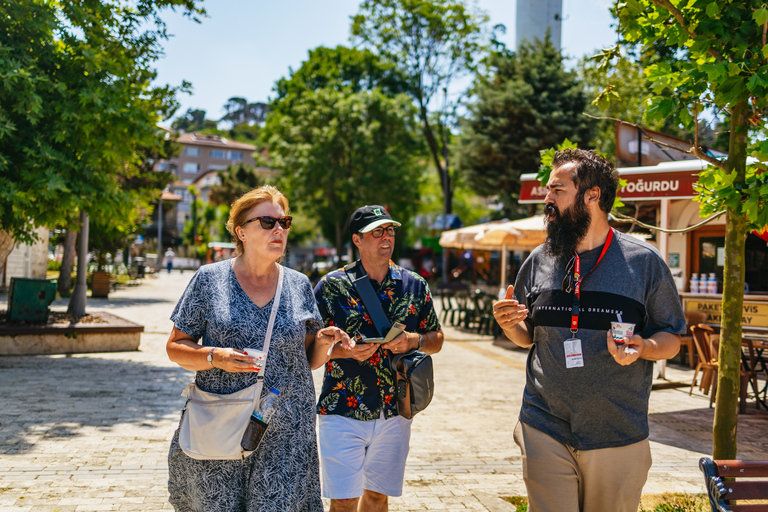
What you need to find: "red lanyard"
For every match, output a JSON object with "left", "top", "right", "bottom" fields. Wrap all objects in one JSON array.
[{"left": 569, "top": 228, "right": 614, "bottom": 335}]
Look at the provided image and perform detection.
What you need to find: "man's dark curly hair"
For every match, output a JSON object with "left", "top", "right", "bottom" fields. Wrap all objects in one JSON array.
[{"left": 552, "top": 149, "right": 619, "bottom": 214}]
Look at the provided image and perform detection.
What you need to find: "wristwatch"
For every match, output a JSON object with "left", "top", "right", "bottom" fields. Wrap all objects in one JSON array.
[
  {"left": 206, "top": 347, "right": 215, "bottom": 367},
  {"left": 417, "top": 333, "right": 424, "bottom": 351}
]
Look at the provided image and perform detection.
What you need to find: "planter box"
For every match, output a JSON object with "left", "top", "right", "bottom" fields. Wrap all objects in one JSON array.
[
  {"left": 0, "top": 312, "right": 143, "bottom": 355},
  {"left": 91, "top": 271, "right": 111, "bottom": 298}
]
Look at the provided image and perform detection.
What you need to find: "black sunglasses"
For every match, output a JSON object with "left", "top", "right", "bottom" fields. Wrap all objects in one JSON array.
[
  {"left": 368, "top": 226, "right": 398, "bottom": 238},
  {"left": 243, "top": 216, "right": 293, "bottom": 230},
  {"left": 561, "top": 255, "right": 576, "bottom": 293}
]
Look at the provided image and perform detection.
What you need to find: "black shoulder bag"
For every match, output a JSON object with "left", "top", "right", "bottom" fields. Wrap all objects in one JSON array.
[{"left": 345, "top": 262, "right": 434, "bottom": 419}]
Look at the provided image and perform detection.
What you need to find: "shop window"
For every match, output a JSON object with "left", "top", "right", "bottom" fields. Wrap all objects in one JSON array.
[
  {"left": 745, "top": 234, "right": 768, "bottom": 292},
  {"left": 692, "top": 227, "right": 768, "bottom": 292}
]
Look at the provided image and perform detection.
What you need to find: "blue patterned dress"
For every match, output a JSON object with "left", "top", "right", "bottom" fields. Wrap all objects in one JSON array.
[{"left": 167, "top": 261, "right": 323, "bottom": 512}]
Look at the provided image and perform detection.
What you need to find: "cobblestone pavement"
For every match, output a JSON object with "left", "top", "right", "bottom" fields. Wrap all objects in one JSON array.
[{"left": 1, "top": 271, "right": 766, "bottom": 511}]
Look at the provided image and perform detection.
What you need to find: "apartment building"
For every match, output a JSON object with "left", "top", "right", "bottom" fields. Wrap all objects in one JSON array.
[
  {"left": 154, "top": 132, "right": 278, "bottom": 235},
  {"left": 156, "top": 132, "right": 258, "bottom": 184}
]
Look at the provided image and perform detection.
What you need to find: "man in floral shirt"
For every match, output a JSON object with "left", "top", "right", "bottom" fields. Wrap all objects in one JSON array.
[{"left": 314, "top": 205, "right": 443, "bottom": 512}]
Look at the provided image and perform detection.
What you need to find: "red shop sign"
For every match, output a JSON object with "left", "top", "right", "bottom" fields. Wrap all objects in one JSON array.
[{"left": 519, "top": 168, "right": 700, "bottom": 203}]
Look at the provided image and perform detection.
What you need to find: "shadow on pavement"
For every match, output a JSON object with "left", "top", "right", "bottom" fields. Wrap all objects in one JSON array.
[
  {"left": 51, "top": 297, "right": 173, "bottom": 308},
  {"left": 649, "top": 406, "right": 768, "bottom": 458},
  {"left": 0, "top": 353, "right": 189, "bottom": 455}
]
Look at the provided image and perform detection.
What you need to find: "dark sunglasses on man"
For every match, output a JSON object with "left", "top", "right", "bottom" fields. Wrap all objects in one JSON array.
[
  {"left": 243, "top": 216, "right": 293, "bottom": 230},
  {"left": 368, "top": 226, "right": 398, "bottom": 238}
]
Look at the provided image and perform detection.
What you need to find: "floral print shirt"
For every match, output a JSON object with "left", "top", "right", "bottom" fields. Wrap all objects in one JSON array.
[{"left": 314, "top": 260, "right": 440, "bottom": 420}]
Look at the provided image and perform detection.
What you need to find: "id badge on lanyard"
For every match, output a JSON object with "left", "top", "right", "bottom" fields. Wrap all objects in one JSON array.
[
  {"left": 563, "top": 229, "right": 614, "bottom": 369},
  {"left": 564, "top": 337, "right": 584, "bottom": 369}
]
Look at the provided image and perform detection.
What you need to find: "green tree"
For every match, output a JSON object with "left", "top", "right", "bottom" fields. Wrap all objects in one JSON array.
[
  {"left": 456, "top": 35, "right": 595, "bottom": 218},
  {"left": 580, "top": 51, "right": 662, "bottom": 157},
  {"left": 351, "top": 0, "right": 488, "bottom": 221},
  {"left": 220, "top": 97, "right": 269, "bottom": 127},
  {"left": 273, "top": 45, "right": 409, "bottom": 103},
  {"left": 208, "top": 162, "right": 268, "bottom": 208},
  {"left": 263, "top": 84, "right": 422, "bottom": 261},
  {"left": 0, "top": 0, "right": 203, "bottom": 264},
  {"left": 89, "top": 131, "right": 178, "bottom": 269},
  {"left": 582, "top": 48, "right": 728, "bottom": 157},
  {"left": 613, "top": 0, "right": 768, "bottom": 459},
  {"left": 171, "top": 108, "right": 217, "bottom": 132}
]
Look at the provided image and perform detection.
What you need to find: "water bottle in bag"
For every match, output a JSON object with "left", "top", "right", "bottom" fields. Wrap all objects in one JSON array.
[{"left": 241, "top": 387, "right": 280, "bottom": 452}]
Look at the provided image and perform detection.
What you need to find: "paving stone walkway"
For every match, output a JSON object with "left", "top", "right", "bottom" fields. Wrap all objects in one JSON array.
[{"left": 1, "top": 271, "right": 766, "bottom": 511}]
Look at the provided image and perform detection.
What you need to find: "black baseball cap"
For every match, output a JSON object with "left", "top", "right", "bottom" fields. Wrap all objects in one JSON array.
[{"left": 349, "top": 205, "right": 401, "bottom": 235}]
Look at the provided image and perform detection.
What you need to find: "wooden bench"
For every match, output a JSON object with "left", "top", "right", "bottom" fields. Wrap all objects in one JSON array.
[{"left": 700, "top": 458, "right": 768, "bottom": 511}]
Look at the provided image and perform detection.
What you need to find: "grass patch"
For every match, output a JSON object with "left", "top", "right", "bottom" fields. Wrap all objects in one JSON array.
[
  {"left": 501, "top": 496, "right": 527, "bottom": 511},
  {"left": 502, "top": 494, "right": 708, "bottom": 512},
  {"left": 640, "top": 493, "right": 708, "bottom": 511}
]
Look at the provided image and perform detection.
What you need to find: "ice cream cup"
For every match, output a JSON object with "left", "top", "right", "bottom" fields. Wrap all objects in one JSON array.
[{"left": 610, "top": 322, "right": 635, "bottom": 345}]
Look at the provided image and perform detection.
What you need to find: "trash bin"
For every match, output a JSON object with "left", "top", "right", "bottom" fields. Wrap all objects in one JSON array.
[
  {"left": 6, "top": 277, "right": 58, "bottom": 323},
  {"left": 134, "top": 257, "right": 145, "bottom": 278}
]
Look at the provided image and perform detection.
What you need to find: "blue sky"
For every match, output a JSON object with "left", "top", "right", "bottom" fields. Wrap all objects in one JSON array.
[{"left": 153, "top": 0, "right": 617, "bottom": 123}]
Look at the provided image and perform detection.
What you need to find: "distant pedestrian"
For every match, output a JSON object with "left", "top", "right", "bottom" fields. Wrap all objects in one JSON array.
[
  {"left": 493, "top": 149, "right": 686, "bottom": 512},
  {"left": 164, "top": 248, "right": 174, "bottom": 273},
  {"left": 165, "top": 185, "right": 351, "bottom": 512}
]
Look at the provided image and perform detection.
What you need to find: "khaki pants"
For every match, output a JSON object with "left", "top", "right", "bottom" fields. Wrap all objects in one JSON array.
[{"left": 513, "top": 421, "right": 651, "bottom": 512}]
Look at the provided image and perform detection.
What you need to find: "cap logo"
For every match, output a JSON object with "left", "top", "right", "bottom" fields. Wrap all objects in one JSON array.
[{"left": 373, "top": 208, "right": 383, "bottom": 216}]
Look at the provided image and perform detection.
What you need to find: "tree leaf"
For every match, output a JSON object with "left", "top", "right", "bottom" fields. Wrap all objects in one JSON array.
[{"left": 753, "top": 7, "right": 768, "bottom": 27}]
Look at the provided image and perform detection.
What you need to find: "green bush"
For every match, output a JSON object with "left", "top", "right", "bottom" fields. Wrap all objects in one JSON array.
[{"left": 47, "top": 259, "right": 62, "bottom": 271}]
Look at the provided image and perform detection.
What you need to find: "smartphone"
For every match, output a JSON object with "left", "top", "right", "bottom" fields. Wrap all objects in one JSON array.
[{"left": 360, "top": 336, "right": 387, "bottom": 344}]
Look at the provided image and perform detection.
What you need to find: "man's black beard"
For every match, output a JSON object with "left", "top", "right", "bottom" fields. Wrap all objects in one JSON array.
[{"left": 543, "top": 199, "right": 591, "bottom": 259}]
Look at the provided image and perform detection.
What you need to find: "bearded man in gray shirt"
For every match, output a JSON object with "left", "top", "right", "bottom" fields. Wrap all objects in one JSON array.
[{"left": 493, "top": 149, "right": 686, "bottom": 512}]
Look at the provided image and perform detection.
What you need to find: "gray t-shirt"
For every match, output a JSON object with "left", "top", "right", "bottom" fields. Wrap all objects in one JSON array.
[{"left": 514, "top": 229, "right": 686, "bottom": 450}]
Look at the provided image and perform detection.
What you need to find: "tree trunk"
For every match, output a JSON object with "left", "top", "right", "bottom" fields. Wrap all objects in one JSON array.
[
  {"left": 67, "top": 211, "right": 89, "bottom": 318},
  {"left": 0, "top": 230, "right": 14, "bottom": 271},
  {"left": 58, "top": 228, "right": 77, "bottom": 297},
  {"left": 712, "top": 104, "right": 748, "bottom": 460}
]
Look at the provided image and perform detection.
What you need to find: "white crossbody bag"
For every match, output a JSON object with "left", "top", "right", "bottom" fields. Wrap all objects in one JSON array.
[{"left": 178, "top": 265, "right": 283, "bottom": 460}]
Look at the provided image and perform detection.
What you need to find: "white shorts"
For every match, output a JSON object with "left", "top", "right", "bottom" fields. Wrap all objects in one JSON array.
[{"left": 318, "top": 414, "right": 412, "bottom": 499}]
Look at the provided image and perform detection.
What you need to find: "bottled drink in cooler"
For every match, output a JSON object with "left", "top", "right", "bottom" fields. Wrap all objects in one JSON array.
[
  {"left": 690, "top": 274, "right": 699, "bottom": 294},
  {"left": 708, "top": 273, "right": 717, "bottom": 294}
]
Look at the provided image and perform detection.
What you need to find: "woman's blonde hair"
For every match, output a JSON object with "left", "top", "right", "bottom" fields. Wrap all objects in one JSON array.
[{"left": 226, "top": 185, "right": 290, "bottom": 256}]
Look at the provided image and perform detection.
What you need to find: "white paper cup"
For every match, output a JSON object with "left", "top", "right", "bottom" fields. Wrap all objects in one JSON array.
[
  {"left": 243, "top": 348, "right": 266, "bottom": 370},
  {"left": 610, "top": 322, "right": 635, "bottom": 345}
]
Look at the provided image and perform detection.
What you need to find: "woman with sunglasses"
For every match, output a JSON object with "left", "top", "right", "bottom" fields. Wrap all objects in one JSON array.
[{"left": 166, "top": 185, "right": 351, "bottom": 512}]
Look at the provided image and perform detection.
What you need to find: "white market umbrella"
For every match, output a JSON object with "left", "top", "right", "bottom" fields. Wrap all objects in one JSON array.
[
  {"left": 438, "top": 221, "right": 509, "bottom": 251},
  {"left": 474, "top": 215, "right": 547, "bottom": 250}
]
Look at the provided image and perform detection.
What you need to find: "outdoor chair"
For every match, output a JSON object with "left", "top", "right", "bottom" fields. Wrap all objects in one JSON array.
[
  {"left": 691, "top": 324, "right": 720, "bottom": 398},
  {"left": 436, "top": 283, "right": 470, "bottom": 327},
  {"left": 699, "top": 457, "right": 768, "bottom": 511},
  {"left": 439, "top": 291, "right": 455, "bottom": 325},
  {"left": 691, "top": 324, "right": 750, "bottom": 412},
  {"left": 472, "top": 290, "right": 496, "bottom": 336},
  {"left": 453, "top": 292, "right": 475, "bottom": 329},
  {"left": 681, "top": 311, "right": 708, "bottom": 368}
]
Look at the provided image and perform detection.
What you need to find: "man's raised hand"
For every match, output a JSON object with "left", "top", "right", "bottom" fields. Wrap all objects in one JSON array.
[{"left": 492, "top": 285, "right": 529, "bottom": 332}]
